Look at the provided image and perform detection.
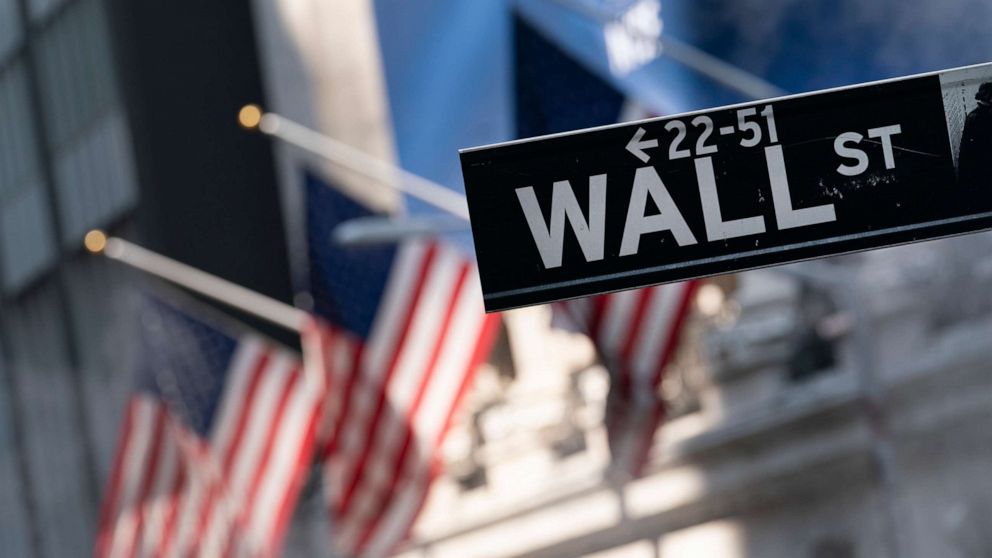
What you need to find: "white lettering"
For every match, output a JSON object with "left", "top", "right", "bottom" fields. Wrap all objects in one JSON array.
[
  {"left": 515, "top": 177, "right": 607, "bottom": 269},
  {"left": 620, "top": 166, "right": 697, "bottom": 256},
  {"left": 868, "top": 124, "right": 902, "bottom": 170},
  {"left": 695, "top": 157, "right": 766, "bottom": 241},
  {"left": 834, "top": 132, "right": 869, "bottom": 176},
  {"left": 766, "top": 145, "right": 836, "bottom": 230}
]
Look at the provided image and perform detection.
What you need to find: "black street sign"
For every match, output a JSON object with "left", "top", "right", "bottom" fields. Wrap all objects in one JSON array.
[{"left": 460, "top": 63, "right": 992, "bottom": 312}]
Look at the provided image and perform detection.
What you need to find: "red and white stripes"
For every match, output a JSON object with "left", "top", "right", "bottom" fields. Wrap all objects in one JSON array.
[
  {"left": 96, "top": 338, "right": 322, "bottom": 558},
  {"left": 561, "top": 281, "right": 697, "bottom": 477},
  {"left": 304, "top": 241, "right": 500, "bottom": 557}
]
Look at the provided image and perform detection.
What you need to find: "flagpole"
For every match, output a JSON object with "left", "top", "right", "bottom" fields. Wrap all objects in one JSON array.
[
  {"left": 84, "top": 231, "right": 308, "bottom": 333},
  {"left": 238, "top": 106, "right": 471, "bottom": 222},
  {"left": 541, "top": 0, "right": 787, "bottom": 101}
]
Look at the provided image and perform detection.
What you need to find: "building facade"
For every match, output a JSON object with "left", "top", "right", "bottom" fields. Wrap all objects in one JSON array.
[
  {"left": 0, "top": 0, "right": 291, "bottom": 555},
  {"left": 0, "top": 0, "right": 138, "bottom": 553},
  {"left": 397, "top": 237, "right": 992, "bottom": 558},
  {"left": 2, "top": 1, "right": 992, "bottom": 557},
  {"left": 249, "top": 2, "right": 992, "bottom": 556}
]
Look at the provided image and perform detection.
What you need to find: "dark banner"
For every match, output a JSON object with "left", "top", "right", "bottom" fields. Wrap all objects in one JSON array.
[{"left": 461, "top": 63, "right": 992, "bottom": 312}]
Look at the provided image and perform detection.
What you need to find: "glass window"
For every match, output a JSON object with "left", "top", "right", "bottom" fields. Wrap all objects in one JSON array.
[
  {"left": 0, "top": 62, "right": 56, "bottom": 292},
  {"left": 34, "top": 0, "right": 118, "bottom": 150},
  {"left": 0, "top": 0, "right": 22, "bottom": 60},
  {"left": 0, "top": 63, "right": 40, "bottom": 203},
  {"left": 1, "top": 184, "right": 57, "bottom": 290},
  {"left": 64, "top": 254, "right": 134, "bottom": 478},
  {"left": 27, "top": 0, "right": 68, "bottom": 30},
  {"left": 34, "top": 0, "right": 137, "bottom": 246},
  {"left": 0, "top": 357, "right": 33, "bottom": 558},
  {"left": 3, "top": 282, "right": 94, "bottom": 555},
  {"left": 53, "top": 109, "right": 137, "bottom": 245}
]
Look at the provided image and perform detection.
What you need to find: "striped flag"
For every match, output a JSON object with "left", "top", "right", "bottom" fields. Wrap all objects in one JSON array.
[
  {"left": 514, "top": 14, "right": 699, "bottom": 477},
  {"left": 559, "top": 283, "right": 697, "bottom": 476},
  {"left": 96, "top": 292, "right": 322, "bottom": 558},
  {"left": 301, "top": 173, "right": 500, "bottom": 557}
]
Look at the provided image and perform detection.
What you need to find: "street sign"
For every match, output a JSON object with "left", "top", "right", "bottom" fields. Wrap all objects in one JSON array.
[{"left": 460, "top": 63, "right": 992, "bottom": 312}]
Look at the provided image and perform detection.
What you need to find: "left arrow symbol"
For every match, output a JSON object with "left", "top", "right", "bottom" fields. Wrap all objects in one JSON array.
[{"left": 626, "top": 127, "right": 659, "bottom": 163}]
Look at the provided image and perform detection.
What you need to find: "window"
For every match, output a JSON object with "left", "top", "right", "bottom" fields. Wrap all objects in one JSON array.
[
  {"left": 0, "top": 357, "right": 34, "bottom": 558},
  {"left": 787, "top": 282, "right": 840, "bottom": 382},
  {"left": 64, "top": 255, "right": 134, "bottom": 475},
  {"left": 3, "top": 280, "right": 93, "bottom": 555},
  {"left": 27, "top": 0, "right": 68, "bottom": 23},
  {"left": 809, "top": 537, "right": 855, "bottom": 558},
  {"left": 34, "top": 0, "right": 136, "bottom": 246},
  {"left": 34, "top": 0, "right": 117, "bottom": 150},
  {"left": 0, "top": 0, "right": 22, "bottom": 59},
  {"left": 0, "top": 62, "right": 56, "bottom": 292}
]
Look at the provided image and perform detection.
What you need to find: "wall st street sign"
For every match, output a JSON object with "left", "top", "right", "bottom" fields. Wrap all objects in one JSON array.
[{"left": 460, "top": 63, "right": 992, "bottom": 312}]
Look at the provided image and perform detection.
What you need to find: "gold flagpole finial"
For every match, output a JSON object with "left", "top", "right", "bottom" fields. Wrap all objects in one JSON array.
[
  {"left": 238, "top": 104, "right": 263, "bottom": 130},
  {"left": 84, "top": 229, "right": 108, "bottom": 254}
]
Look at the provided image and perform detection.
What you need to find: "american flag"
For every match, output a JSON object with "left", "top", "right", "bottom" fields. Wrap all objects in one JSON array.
[
  {"left": 515, "top": 15, "right": 699, "bottom": 477},
  {"left": 301, "top": 173, "right": 500, "bottom": 557},
  {"left": 96, "top": 292, "right": 322, "bottom": 558},
  {"left": 559, "top": 283, "right": 697, "bottom": 476}
]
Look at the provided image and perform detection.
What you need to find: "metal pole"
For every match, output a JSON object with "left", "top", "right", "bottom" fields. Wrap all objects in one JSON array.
[
  {"left": 85, "top": 231, "right": 308, "bottom": 333},
  {"left": 658, "top": 36, "right": 788, "bottom": 100},
  {"left": 248, "top": 111, "right": 471, "bottom": 221},
  {"left": 331, "top": 215, "right": 469, "bottom": 247},
  {"left": 541, "top": 0, "right": 788, "bottom": 101}
]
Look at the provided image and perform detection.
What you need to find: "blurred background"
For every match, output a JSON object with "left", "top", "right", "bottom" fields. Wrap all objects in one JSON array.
[{"left": 1, "top": 0, "right": 992, "bottom": 556}]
